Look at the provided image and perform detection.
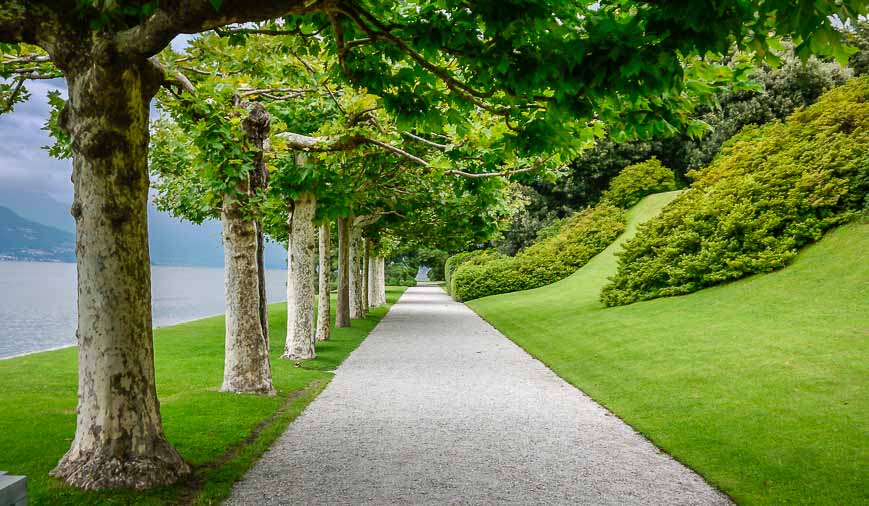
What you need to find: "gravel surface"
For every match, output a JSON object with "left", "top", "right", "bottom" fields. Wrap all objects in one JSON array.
[{"left": 226, "top": 284, "right": 732, "bottom": 505}]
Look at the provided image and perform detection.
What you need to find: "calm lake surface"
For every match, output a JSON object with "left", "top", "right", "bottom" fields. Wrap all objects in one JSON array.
[{"left": 0, "top": 261, "right": 287, "bottom": 359}]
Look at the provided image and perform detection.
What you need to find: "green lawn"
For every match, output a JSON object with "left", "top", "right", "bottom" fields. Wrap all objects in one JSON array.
[
  {"left": 0, "top": 287, "right": 406, "bottom": 505},
  {"left": 469, "top": 193, "right": 868, "bottom": 505}
]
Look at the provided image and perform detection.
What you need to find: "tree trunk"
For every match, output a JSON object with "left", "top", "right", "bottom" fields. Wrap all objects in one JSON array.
[
  {"left": 349, "top": 225, "right": 365, "bottom": 319},
  {"left": 282, "top": 193, "right": 317, "bottom": 360},
  {"left": 244, "top": 104, "right": 271, "bottom": 348},
  {"left": 367, "top": 253, "right": 375, "bottom": 309},
  {"left": 316, "top": 222, "right": 331, "bottom": 341},
  {"left": 255, "top": 223, "right": 269, "bottom": 345},
  {"left": 220, "top": 189, "right": 276, "bottom": 395},
  {"left": 378, "top": 257, "right": 387, "bottom": 306},
  {"left": 369, "top": 255, "right": 387, "bottom": 307},
  {"left": 50, "top": 60, "right": 189, "bottom": 489},
  {"left": 362, "top": 239, "right": 370, "bottom": 314},
  {"left": 335, "top": 217, "right": 351, "bottom": 328},
  {"left": 285, "top": 207, "right": 295, "bottom": 348}
]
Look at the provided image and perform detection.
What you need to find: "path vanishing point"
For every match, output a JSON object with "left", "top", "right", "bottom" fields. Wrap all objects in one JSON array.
[{"left": 227, "top": 284, "right": 731, "bottom": 505}]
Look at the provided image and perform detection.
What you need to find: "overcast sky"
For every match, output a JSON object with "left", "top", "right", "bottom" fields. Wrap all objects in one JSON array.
[
  {"left": 0, "top": 78, "right": 72, "bottom": 202},
  {"left": 0, "top": 36, "right": 194, "bottom": 204}
]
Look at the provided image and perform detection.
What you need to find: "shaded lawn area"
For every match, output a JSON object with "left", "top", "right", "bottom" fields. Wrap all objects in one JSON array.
[
  {"left": 469, "top": 196, "right": 868, "bottom": 505},
  {"left": 0, "top": 286, "right": 406, "bottom": 505}
]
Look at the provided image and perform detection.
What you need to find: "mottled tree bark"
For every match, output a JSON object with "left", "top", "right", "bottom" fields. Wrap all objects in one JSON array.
[
  {"left": 376, "top": 257, "right": 387, "bottom": 306},
  {"left": 367, "top": 253, "right": 376, "bottom": 309},
  {"left": 349, "top": 224, "right": 365, "bottom": 319},
  {"left": 50, "top": 60, "right": 189, "bottom": 489},
  {"left": 285, "top": 207, "right": 295, "bottom": 345},
  {"left": 255, "top": 223, "right": 269, "bottom": 344},
  {"left": 362, "top": 239, "right": 370, "bottom": 314},
  {"left": 220, "top": 189, "right": 275, "bottom": 395},
  {"left": 335, "top": 217, "right": 351, "bottom": 328},
  {"left": 245, "top": 104, "right": 271, "bottom": 349},
  {"left": 369, "top": 255, "right": 387, "bottom": 307},
  {"left": 316, "top": 222, "right": 331, "bottom": 341},
  {"left": 282, "top": 193, "right": 317, "bottom": 360}
]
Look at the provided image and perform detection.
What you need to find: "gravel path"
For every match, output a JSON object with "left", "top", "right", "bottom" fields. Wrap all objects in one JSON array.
[{"left": 226, "top": 284, "right": 731, "bottom": 505}]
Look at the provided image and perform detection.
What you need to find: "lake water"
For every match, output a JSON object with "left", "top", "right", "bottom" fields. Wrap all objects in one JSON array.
[{"left": 0, "top": 261, "right": 288, "bottom": 359}]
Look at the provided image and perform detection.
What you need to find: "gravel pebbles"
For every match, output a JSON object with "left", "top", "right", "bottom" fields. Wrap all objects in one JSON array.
[{"left": 225, "top": 284, "right": 732, "bottom": 505}]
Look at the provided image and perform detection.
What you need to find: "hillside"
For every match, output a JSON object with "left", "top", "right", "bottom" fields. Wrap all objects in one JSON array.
[
  {"left": 0, "top": 206, "right": 75, "bottom": 262},
  {"left": 468, "top": 193, "right": 868, "bottom": 505}
]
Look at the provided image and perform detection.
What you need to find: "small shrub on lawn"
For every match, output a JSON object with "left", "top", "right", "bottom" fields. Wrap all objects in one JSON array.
[
  {"left": 601, "top": 76, "right": 869, "bottom": 306},
  {"left": 602, "top": 157, "right": 678, "bottom": 209},
  {"left": 452, "top": 204, "right": 626, "bottom": 301}
]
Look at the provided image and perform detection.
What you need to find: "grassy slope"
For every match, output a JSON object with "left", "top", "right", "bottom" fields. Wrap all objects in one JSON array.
[
  {"left": 469, "top": 193, "right": 868, "bottom": 505},
  {"left": 0, "top": 287, "right": 406, "bottom": 505}
]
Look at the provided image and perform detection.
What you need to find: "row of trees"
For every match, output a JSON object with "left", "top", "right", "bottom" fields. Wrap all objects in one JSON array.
[{"left": 1, "top": 0, "right": 864, "bottom": 491}]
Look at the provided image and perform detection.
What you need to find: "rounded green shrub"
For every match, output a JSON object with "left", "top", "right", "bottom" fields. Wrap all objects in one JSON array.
[
  {"left": 444, "top": 249, "right": 504, "bottom": 295},
  {"left": 602, "top": 157, "right": 678, "bottom": 209},
  {"left": 452, "top": 203, "right": 626, "bottom": 301},
  {"left": 601, "top": 77, "right": 869, "bottom": 306}
]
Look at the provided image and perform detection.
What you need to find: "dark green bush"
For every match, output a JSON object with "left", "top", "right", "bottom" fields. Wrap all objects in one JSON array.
[
  {"left": 452, "top": 204, "right": 626, "bottom": 301},
  {"left": 602, "top": 157, "right": 677, "bottom": 208},
  {"left": 601, "top": 77, "right": 869, "bottom": 306}
]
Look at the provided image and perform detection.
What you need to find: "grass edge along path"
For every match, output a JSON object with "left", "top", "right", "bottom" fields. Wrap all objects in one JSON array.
[
  {"left": 0, "top": 286, "right": 406, "bottom": 505},
  {"left": 469, "top": 193, "right": 868, "bottom": 505}
]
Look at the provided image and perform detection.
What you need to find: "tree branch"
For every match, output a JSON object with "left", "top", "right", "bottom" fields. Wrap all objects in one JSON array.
[
  {"left": 336, "top": 3, "right": 509, "bottom": 115},
  {"left": 114, "top": 0, "right": 325, "bottom": 59},
  {"left": 401, "top": 131, "right": 448, "bottom": 150},
  {"left": 443, "top": 160, "right": 552, "bottom": 179},
  {"left": 362, "top": 137, "right": 429, "bottom": 167}
]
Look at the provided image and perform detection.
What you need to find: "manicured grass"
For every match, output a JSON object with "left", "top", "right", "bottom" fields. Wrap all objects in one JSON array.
[
  {"left": 0, "top": 287, "right": 406, "bottom": 505},
  {"left": 469, "top": 194, "right": 868, "bottom": 505}
]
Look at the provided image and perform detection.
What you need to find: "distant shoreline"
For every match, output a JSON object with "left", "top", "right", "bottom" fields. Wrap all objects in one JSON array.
[{"left": 0, "top": 258, "right": 288, "bottom": 269}]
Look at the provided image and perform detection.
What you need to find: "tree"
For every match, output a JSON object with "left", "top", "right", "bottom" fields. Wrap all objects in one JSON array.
[{"left": 1, "top": 0, "right": 863, "bottom": 490}]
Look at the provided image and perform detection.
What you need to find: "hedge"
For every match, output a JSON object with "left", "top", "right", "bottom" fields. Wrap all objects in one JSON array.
[
  {"left": 451, "top": 203, "right": 626, "bottom": 301},
  {"left": 601, "top": 76, "right": 869, "bottom": 306},
  {"left": 602, "top": 157, "right": 678, "bottom": 208},
  {"left": 444, "top": 249, "right": 504, "bottom": 295}
]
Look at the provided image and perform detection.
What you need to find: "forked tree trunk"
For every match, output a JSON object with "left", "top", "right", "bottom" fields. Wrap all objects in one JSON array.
[
  {"left": 220, "top": 189, "right": 275, "bottom": 395},
  {"left": 349, "top": 225, "right": 365, "bottom": 319},
  {"left": 335, "top": 217, "right": 351, "bottom": 328},
  {"left": 316, "top": 222, "right": 331, "bottom": 341},
  {"left": 362, "top": 239, "right": 370, "bottom": 314},
  {"left": 282, "top": 193, "right": 317, "bottom": 360},
  {"left": 50, "top": 61, "right": 189, "bottom": 490}
]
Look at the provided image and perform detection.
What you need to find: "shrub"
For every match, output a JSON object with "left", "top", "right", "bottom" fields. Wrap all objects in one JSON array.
[
  {"left": 602, "top": 157, "right": 678, "bottom": 208},
  {"left": 386, "top": 261, "right": 418, "bottom": 287},
  {"left": 444, "top": 249, "right": 504, "bottom": 295},
  {"left": 452, "top": 204, "right": 626, "bottom": 301},
  {"left": 601, "top": 77, "right": 869, "bottom": 306}
]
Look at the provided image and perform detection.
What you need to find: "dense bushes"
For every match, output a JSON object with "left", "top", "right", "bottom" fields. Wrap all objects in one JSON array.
[
  {"left": 495, "top": 49, "right": 851, "bottom": 256},
  {"left": 601, "top": 158, "right": 677, "bottom": 208},
  {"left": 601, "top": 77, "right": 869, "bottom": 306},
  {"left": 445, "top": 249, "right": 504, "bottom": 294},
  {"left": 451, "top": 204, "right": 626, "bottom": 301}
]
